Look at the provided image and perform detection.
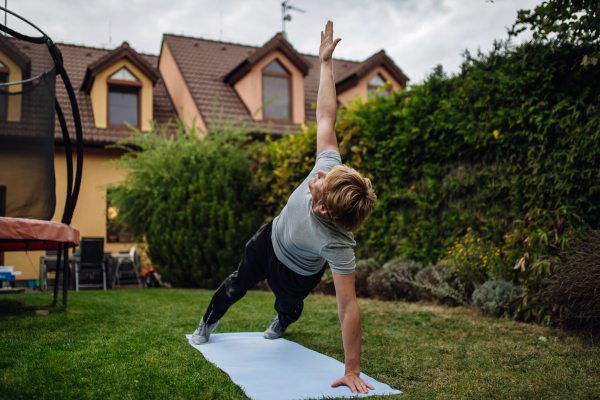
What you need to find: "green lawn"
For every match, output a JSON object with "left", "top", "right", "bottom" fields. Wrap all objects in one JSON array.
[{"left": 0, "top": 289, "right": 598, "bottom": 399}]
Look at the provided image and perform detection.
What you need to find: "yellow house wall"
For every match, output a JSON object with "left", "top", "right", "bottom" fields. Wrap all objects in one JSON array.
[
  {"left": 234, "top": 50, "right": 305, "bottom": 123},
  {"left": 337, "top": 65, "right": 402, "bottom": 108},
  {"left": 90, "top": 59, "right": 153, "bottom": 131},
  {"left": 158, "top": 42, "right": 207, "bottom": 134},
  {"left": 5, "top": 147, "right": 136, "bottom": 281},
  {"left": 0, "top": 49, "right": 22, "bottom": 122}
]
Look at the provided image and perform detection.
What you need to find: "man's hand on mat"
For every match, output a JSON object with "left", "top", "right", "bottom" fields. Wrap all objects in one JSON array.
[
  {"left": 331, "top": 373, "right": 375, "bottom": 394},
  {"left": 319, "top": 20, "right": 341, "bottom": 63}
]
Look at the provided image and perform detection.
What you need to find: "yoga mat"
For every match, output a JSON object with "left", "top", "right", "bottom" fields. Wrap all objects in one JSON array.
[{"left": 186, "top": 332, "right": 402, "bottom": 400}]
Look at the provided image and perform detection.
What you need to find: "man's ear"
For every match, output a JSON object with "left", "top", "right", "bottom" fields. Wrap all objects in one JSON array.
[{"left": 318, "top": 204, "right": 329, "bottom": 218}]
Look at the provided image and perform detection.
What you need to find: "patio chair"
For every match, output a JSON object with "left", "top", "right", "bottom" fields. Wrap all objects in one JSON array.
[
  {"left": 75, "top": 238, "right": 106, "bottom": 291},
  {"left": 41, "top": 250, "right": 74, "bottom": 291},
  {"left": 114, "top": 246, "right": 142, "bottom": 287},
  {"left": 0, "top": 7, "right": 83, "bottom": 308}
]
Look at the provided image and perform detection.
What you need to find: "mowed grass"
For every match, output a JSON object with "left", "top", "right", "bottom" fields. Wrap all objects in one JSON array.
[{"left": 0, "top": 289, "right": 599, "bottom": 399}]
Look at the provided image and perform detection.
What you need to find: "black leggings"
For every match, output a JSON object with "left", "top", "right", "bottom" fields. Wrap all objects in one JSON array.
[{"left": 202, "top": 221, "right": 325, "bottom": 328}]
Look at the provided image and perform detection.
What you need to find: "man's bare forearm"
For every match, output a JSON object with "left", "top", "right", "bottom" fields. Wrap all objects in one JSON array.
[
  {"left": 317, "top": 60, "right": 336, "bottom": 126},
  {"left": 316, "top": 21, "right": 340, "bottom": 154},
  {"left": 339, "top": 300, "right": 362, "bottom": 376}
]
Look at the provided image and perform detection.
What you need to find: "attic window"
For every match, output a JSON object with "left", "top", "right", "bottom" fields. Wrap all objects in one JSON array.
[
  {"left": 367, "top": 73, "right": 389, "bottom": 98},
  {"left": 110, "top": 67, "right": 138, "bottom": 81},
  {"left": 262, "top": 59, "right": 291, "bottom": 121},
  {"left": 0, "top": 61, "right": 8, "bottom": 120},
  {"left": 107, "top": 67, "right": 141, "bottom": 127}
]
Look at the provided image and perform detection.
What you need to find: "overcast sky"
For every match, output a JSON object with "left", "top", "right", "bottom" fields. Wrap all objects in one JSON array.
[{"left": 5, "top": 0, "right": 540, "bottom": 84}]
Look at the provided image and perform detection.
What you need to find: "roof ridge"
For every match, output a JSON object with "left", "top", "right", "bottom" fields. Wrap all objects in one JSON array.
[
  {"left": 55, "top": 42, "right": 158, "bottom": 58},
  {"left": 299, "top": 52, "right": 362, "bottom": 64},
  {"left": 163, "top": 33, "right": 258, "bottom": 49}
]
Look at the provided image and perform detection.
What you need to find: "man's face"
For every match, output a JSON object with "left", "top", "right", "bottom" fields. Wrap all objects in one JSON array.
[{"left": 308, "top": 170, "right": 328, "bottom": 213}]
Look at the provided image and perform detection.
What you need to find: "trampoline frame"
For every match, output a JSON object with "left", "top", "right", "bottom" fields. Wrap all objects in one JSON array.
[{"left": 0, "top": 6, "right": 84, "bottom": 308}]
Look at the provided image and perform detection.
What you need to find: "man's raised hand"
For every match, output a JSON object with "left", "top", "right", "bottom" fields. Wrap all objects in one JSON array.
[{"left": 319, "top": 20, "right": 341, "bottom": 63}]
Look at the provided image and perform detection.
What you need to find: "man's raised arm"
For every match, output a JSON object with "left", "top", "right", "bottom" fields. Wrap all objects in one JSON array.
[{"left": 316, "top": 21, "right": 341, "bottom": 155}]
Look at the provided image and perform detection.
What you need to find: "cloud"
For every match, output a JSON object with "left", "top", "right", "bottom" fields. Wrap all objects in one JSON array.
[{"left": 5, "top": 0, "right": 540, "bottom": 83}]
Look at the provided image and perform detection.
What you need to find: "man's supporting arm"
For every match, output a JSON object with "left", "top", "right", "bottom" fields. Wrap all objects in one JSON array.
[
  {"left": 316, "top": 21, "right": 341, "bottom": 155},
  {"left": 331, "top": 272, "right": 375, "bottom": 394}
]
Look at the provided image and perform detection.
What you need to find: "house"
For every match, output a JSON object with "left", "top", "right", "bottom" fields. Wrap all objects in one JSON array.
[{"left": 0, "top": 31, "right": 408, "bottom": 285}]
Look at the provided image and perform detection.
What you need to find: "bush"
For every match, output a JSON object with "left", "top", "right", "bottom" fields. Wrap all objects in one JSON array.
[
  {"left": 444, "top": 229, "right": 507, "bottom": 286},
  {"left": 505, "top": 207, "right": 585, "bottom": 325},
  {"left": 107, "top": 117, "right": 263, "bottom": 288},
  {"left": 413, "top": 262, "right": 457, "bottom": 303},
  {"left": 366, "top": 257, "right": 423, "bottom": 301},
  {"left": 255, "top": 40, "right": 600, "bottom": 267},
  {"left": 394, "top": 261, "right": 469, "bottom": 305},
  {"left": 355, "top": 259, "right": 381, "bottom": 298},
  {"left": 472, "top": 280, "right": 521, "bottom": 317},
  {"left": 540, "top": 229, "right": 600, "bottom": 331}
]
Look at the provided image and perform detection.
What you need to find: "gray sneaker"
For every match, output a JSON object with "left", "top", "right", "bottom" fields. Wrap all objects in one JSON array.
[
  {"left": 263, "top": 316, "right": 287, "bottom": 339},
  {"left": 191, "top": 318, "right": 219, "bottom": 345}
]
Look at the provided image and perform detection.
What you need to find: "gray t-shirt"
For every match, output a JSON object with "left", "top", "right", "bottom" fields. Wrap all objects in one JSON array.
[{"left": 271, "top": 149, "right": 356, "bottom": 276}]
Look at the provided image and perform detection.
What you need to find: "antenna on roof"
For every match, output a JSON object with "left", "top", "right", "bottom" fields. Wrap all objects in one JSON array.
[
  {"left": 109, "top": 20, "right": 112, "bottom": 45},
  {"left": 281, "top": 1, "right": 305, "bottom": 39}
]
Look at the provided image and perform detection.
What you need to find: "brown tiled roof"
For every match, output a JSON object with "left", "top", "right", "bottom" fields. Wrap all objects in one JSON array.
[
  {"left": 224, "top": 33, "right": 311, "bottom": 85},
  {"left": 8, "top": 38, "right": 177, "bottom": 146},
  {"left": 81, "top": 41, "right": 161, "bottom": 92},
  {"left": 162, "top": 34, "right": 408, "bottom": 136},
  {"left": 335, "top": 50, "right": 409, "bottom": 94},
  {"left": 0, "top": 35, "right": 31, "bottom": 75}
]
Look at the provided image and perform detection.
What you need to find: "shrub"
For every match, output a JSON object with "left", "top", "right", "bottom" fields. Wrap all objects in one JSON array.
[
  {"left": 443, "top": 228, "right": 507, "bottom": 286},
  {"left": 255, "top": 39, "right": 600, "bottom": 267},
  {"left": 355, "top": 258, "right": 381, "bottom": 298},
  {"left": 505, "top": 207, "right": 585, "bottom": 325},
  {"left": 413, "top": 262, "right": 456, "bottom": 303},
  {"left": 107, "top": 117, "right": 263, "bottom": 288},
  {"left": 472, "top": 280, "right": 521, "bottom": 317},
  {"left": 366, "top": 257, "right": 423, "bottom": 301},
  {"left": 540, "top": 229, "right": 600, "bottom": 331},
  {"left": 396, "top": 261, "right": 469, "bottom": 306},
  {"left": 254, "top": 123, "right": 317, "bottom": 220}
]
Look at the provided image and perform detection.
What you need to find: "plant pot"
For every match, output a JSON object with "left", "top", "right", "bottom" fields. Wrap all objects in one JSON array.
[
  {"left": 118, "top": 233, "right": 131, "bottom": 243},
  {"left": 108, "top": 235, "right": 119, "bottom": 242}
]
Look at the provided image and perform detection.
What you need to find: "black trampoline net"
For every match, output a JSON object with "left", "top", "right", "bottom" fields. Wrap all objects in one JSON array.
[{"left": 0, "top": 35, "right": 56, "bottom": 220}]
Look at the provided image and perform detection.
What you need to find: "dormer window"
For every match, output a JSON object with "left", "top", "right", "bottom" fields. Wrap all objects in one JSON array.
[
  {"left": 367, "top": 74, "right": 389, "bottom": 98},
  {"left": 108, "top": 67, "right": 141, "bottom": 127},
  {"left": 262, "top": 59, "right": 291, "bottom": 121},
  {"left": 0, "top": 60, "right": 8, "bottom": 120}
]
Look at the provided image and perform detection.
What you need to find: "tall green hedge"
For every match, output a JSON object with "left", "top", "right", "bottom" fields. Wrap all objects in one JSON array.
[
  {"left": 108, "top": 119, "right": 263, "bottom": 288},
  {"left": 256, "top": 40, "right": 600, "bottom": 264}
]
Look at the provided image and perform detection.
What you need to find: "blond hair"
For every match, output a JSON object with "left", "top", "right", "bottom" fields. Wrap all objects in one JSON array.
[{"left": 321, "top": 165, "right": 377, "bottom": 232}]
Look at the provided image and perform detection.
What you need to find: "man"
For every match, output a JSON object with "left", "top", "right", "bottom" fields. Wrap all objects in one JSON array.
[{"left": 192, "top": 21, "right": 377, "bottom": 395}]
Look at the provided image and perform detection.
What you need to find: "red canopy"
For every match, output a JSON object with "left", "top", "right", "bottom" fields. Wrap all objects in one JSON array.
[{"left": 0, "top": 217, "right": 80, "bottom": 251}]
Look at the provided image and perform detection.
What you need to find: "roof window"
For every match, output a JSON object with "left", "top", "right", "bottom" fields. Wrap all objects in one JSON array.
[
  {"left": 367, "top": 73, "right": 389, "bottom": 98},
  {"left": 109, "top": 67, "right": 138, "bottom": 82},
  {"left": 263, "top": 59, "right": 291, "bottom": 121}
]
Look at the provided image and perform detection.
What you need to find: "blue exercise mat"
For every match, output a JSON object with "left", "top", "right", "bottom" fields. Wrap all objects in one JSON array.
[{"left": 186, "top": 332, "right": 402, "bottom": 400}]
